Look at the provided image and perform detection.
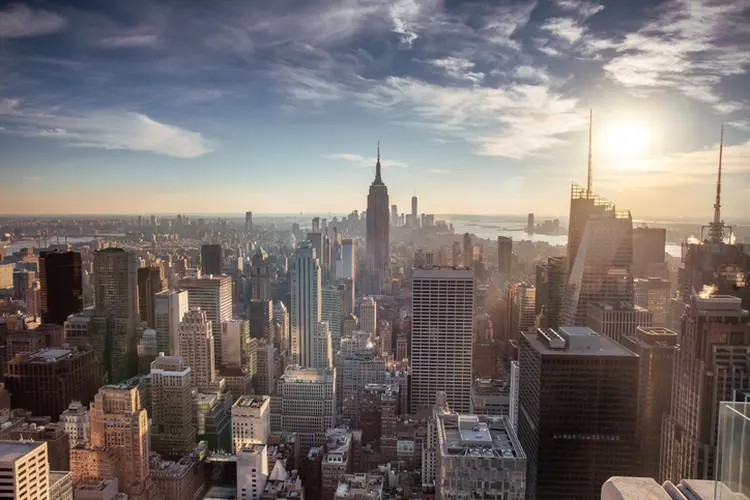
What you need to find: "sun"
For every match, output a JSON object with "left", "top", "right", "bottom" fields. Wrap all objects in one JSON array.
[{"left": 601, "top": 122, "right": 651, "bottom": 157}]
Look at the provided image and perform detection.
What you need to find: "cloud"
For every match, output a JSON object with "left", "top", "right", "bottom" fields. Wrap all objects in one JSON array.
[
  {"left": 328, "top": 153, "right": 410, "bottom": 169},
  {"left": 601, "top": 0, "right": 750, "bottom": 113},
  {"left": 0, "top": 102, "right": 211, "bottom": 158},
  {"left": 514, "top": 65, "right": 549, "bottom": 83},
  {"left": 728, "top": 121, "right": 750, "bottom": 131},
  {"left": 0, "top": 4, "right": 67, "bottom": 39},
  {"left": 425, "top": 57, "right": 484, "bottom": 84},
  {"left": 100, "top": 33, "right": 160, "bottom": 48},
  {"left": 554, "top": 0, "right": 603, "bottom": 19},
  {"left": 541, "top": 17, "right": 584, "bottom": 43}
]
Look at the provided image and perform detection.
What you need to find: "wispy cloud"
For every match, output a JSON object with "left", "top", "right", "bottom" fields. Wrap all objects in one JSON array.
[
  {"left": 328, "top": 153, "right": 409, "bottom": 169},
  {"left": 1, "top": 102, "right": 212, "bottom": 158},
  {"left": 425, "top": 57, "right": 484, "bottom": 84},
  {"left": 601, "top": 0, "right": 750, "bottom": 113},
  {"left": 0, "top": 4, "right": 67, "bottom": 39},
  {"left": 100, "top": 33, "right": 160, "bottom": 48},
  {"left": 554, "top": 0, "right": 603, "bottom": 20}
]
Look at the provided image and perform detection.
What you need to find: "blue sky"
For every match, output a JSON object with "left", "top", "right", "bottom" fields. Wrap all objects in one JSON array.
[{"left": 0, "top": 0, "right": 749, "bottom": 218}]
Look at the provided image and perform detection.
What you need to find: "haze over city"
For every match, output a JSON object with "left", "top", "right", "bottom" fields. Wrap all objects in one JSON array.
[{"left": 1, "top": 0, "right": 750, "bottom": 218}]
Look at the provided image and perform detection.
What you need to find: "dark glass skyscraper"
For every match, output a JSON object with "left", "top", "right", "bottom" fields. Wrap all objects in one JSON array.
[
  {"left": 39, "top": 250, "right": 83, "bottom": 325},
  {"left": 497, "top": 236, "right": 512, "bottom": 275},
  {"left": 366, "top": 144, "right": 389, "bottom": 295},
  {"left": 201, "top": 244, "right": 223, "bottom": 276}
]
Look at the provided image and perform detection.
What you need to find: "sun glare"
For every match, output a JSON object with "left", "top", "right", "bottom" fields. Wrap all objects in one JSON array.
[{"left": 602, "top": 122, "right": 651, "bottom": 157}]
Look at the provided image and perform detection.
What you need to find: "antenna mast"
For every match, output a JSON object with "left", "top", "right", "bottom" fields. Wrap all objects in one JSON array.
[
  {"left": 709, "top": 125, "right": 725, "bottom": 243},
  {"left": 586, "top": 109, "right": 593, "bottom": 197}
]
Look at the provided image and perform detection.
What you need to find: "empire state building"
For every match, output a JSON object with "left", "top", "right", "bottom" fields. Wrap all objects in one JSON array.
[{"left": 366, "top": 144, "right": 390, "bottom": 295}]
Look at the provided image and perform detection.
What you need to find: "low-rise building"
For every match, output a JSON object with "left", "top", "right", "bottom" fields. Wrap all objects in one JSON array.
[
  {"left": 334, "top": 473, "right": 384, "bottom": 500},
  {"left": 149, "top": 453, "right": 206, "bottom": 500}
]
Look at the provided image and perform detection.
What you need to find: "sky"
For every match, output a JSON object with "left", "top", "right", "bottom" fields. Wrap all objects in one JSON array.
[{"left": 0, "top": 0, "right": 749, "bottom": 219}]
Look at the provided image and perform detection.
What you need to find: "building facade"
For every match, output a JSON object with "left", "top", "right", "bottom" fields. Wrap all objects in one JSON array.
[
  {"left": 178, "top": 308, "right": 217, "bottom": 392},
  {"left": 290, "top": 242, "right": 323, "bottom": 368},
  {"left": 179, "top": 275, "right": 233, "bottom": 367},
  {"left": 150, "top": 355, "right": 196, "bottom": 457},
  {"left": 365, "top": 148, "right": 390, "bottom": 296},
  {"left": 40, "top": 250, "right": 83, "bottom": 325},
  {"left": 154, "top": 289, "right": 189, "bottom": 356}
]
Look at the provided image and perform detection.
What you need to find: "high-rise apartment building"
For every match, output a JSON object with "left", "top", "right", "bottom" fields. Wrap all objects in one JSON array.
[
  {"left": 341, "top": 239, "right": 355, "bottom": 280},
  {"left": 179, "top": 275, "right": 232, "bottom": 366},
  {"left": 154, "top": 289, "right": 189, "bottom": 356},
  {"left": 391, "top": 204, "right": 398, "bottom": 226},
  {"left": 137, "top": 266, "right": 166, "bottom": 328},
  {"left": 634, "top": 277, "right": 671, "bottom": 327},
  {"left": 534, "top": 256, "right": 566, "bottom": 329},
  {"left": 661, "top": 294, "right": 750, "bottom": 483},
  {"left": 0, "top": 441, "right": 49, "bottom": 500},
  {"left": 250, "top": 248, "right": 271, "bottom": 302},
  {"left": 462, "top": 233, "right": 472, "bottom": 267},
  {"left": 150, "top": 355, "right": 197, "bottom": 457},
  {"left": 321, "top": 285, "right": 343, "bottom": 355},
  {"left": 633, "top": 227, "right": 667, "bottom": 278},
  {"left": 254, "top": 344, "right": 276, "bottom": 396},
  {"left": 620, "top": 327, "right": 677, "bottom": 479},
  {"left": 586, "top": 301, "right": 652, "bottom": 344},
  {"left": 518, "top": 327, "right": 638, "bottom": 500},
  {"left": 40, "top": 250, "right": 83, "bottom": 325},
  {"left": 365, "top": 146, "right": 390, "bottom": 296},
  {"left": 88, "top": 384, "right": 159, "bottom": 499},
  {"left": 290, "top": 242, "right": 323, "bottom": 367},
  {"left": 249, "top": 300, "right": 274, "bottom": 344},
  {"left": 278, "top": 366, "right": 337, "bottom": 455},
  {"left": 93, "top": 248, "right": 139, "bottom": 382},
  {"left": 232, "top": 395, "right": 270, "bottom": 453},
  {"left": 5, "top": 346, "right": 102, "bottom": 422},
  {"left": 497, "top": 236, "right": 512, "bottom": 275},
  {"left": 179, "top": 308, "right": 217, "bottom": 391},
  {"left": 201, "top": 244, "right": 223, "bottom": 276},
  {"left": 411, "top": 266, "right": 474, "bottom": 414},
  {"left": 220, "top": 319, "right": 255, "bottom": 372},
  {"left": 563, "top": 197, "right": 634, "bottom": 326},
  {"left": 338, "top": 335, "right": 385, "bottom": 427},
  {"left": 60, "top": 401, "right": 89, "bottom": 448},
  {"left": 358, "top": 296, "right": 377, "bottom": 337}
]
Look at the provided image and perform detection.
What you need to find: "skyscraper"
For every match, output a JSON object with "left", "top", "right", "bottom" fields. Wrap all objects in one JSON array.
[
  {"left": 321, "top": 285, "right": 343, "bottom": 355},
  {"left": 40, "top": 250, "right": 83, "bottom": 325},
  {"left": 391, "top": 204, "right": 398, "bottom": 226},
  {"left": 290, "top": 242, "right": 323, "bottom": 367},
  {"left": 154, "top": 289, "right": 189, "bottom": 356},
  {"left": 0, "top": 441, "right": 49, "bottom": 500},
  {"left": 358, "top": 296, "right": 377, "bottom": 337},
  {"left": 179, "top": 275, "right": 233, "bottom": 366},
  {"left": 535, "top": 256, "right": 566, "bottom": 329},
  {"left": 338, "top": 277, "right": 355, "bottom": 317},
  {"left": 661, "top": 293, "right": 750, "bottom": 483},
  {"left": 365, "top": 144, "right": 390, "bottom": 295},
  {"left": 563, "top": 199, "right": 634, "bottom": 326},
  {"left": 220, "top": 319, "right": 254, "bottom": 371},
  {"left": 273, "top": 301, "right": 290, "bottom": 352},
  {"left": 497, "top": 236, "right": 512, "bottom": 275},
  {"left": 93, "top": 248, "right": 139, "bottom": 382},
  {"left": 178, "top": 308, "right": 217, "bottom": 391},
  {"left": 201, "top": 244, "right": 223, "bottom": 276},
  {"left": 231, "top": 395, "right": 270, "bottom": 453},
  {"left": 250, "top": 248, "right": 271, "bottom": 301},
  {"left": 341, "top": 239, "right": 355, "bottom": 280},
  {"left": 137, "top": 266, "right": 166, "bottom": 328},
  {"left": 634, "top": 277, "right": 671, "bottom": 327},
  {"left": 411, "top": 194, "right": 418, "bottom": 218},
  {"left": 462, "top": 233, "right": 472, "bottom": 267},
  {"left": 150, "top": 355, "right": 196, "bottom": 457},
  {"left": 411, "top": 266, "right": 474, "bottom": 414},
  {"left": 245, "top": 211, "right": 253, "bottom": 232},
  {"left": 633, "top": 227, "right": 667, "bottom": 278},
  {"left": 518, "top": 327, "right": 638, "bottom": 500}
]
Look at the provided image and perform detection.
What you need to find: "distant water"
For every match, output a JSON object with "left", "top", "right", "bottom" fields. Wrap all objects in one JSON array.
[{"left": 2, "top": 236, "right": 97, "bottom": 254}]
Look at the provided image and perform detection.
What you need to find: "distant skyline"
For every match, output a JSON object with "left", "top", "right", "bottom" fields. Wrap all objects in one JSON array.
[{"left": 1, "top": 0, "right": 749, "bottom": 218}]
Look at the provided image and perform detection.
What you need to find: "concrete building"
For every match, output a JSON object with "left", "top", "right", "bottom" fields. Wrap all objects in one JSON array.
[
  {"left": 290, "top": 242, "right": 323, "bottom": 367},
  {"left": 341, "top": 240, "right": 355, "bottom": 281},
  {"left": 149, "top": 454, "right": 205, "bottom": 500},
  {"left": 254, "top": 343, "right": 276, "bottom": 396},
  {"left": 339, "top": 335, "right": 385, "bottom": 427},
  {"left": 436, "top": 414, "right": 526, "bottom": 500},
  {"left": 232, "top": 395, "right": 271, "bottom": 453},
  {"left": 365, "top": 148, "right": 390, "bottom": 296},
  {"left": 278, "top": 366, "right": 336, "bottom": 455},
  {"left": 249, "top": 300, "right": 274, "bottom": 344},
  {"left": 88, "top": 384, "right": 160, "bottom": 499},
  {"left": 620, "top": 327, "right": 677, "bottom": 479},
  {"left": 193, "top": 391, "right": 232, "bottom": 453},
  {"left": 273, "top": 301, "right": 290, "bottom": 352},
  {"left": 535, "top": 256, "right": 566, "bottom": 329},
  {"left": 634, "top": 277, "right": 671, "bottom": 327},
  {"left": 179, "top": 275, "right": 233, "bottom": 367},
  {"left": 13, "top": 269, "right": 35, "bottom": 303},
  {"left": 73, "top": 478, "right": 122, "bottom": 500},
  {"left": 179, "top": 308, "right": 217, "bottom": 392},
  {"left": 358, "top": 297, "right": 377, "bottom": 337},
  {"left": 154, "top": 289, "right": 189, "bottom": 356},
  {"left": 150, "top": 355, "right": 196, "bottom": 457},
  {"left": 518, "top": 327, "right": 639, "bottom": 500},
  {"left": 5, "top": 345, "right": 102, "bottom": 422},
  {"left": 221, "top": 320, "right": 255, "bottom": 371},
  {"left": 250, "top": 248, "right": 272, "bottom": 302},
  {"left": 313, "top": 320, "right": 333, "bottom": 369},
  {"left": 322, "top": 285, "right": 343, "bottom": 355},
  {"left": 40, "top": 250, "right": 83, "bottom": 325},
  {"left": 93, "top": 248, "right": 139, "bottom": 382},
  {"left": 600, "top": 476, "right": 722, "bottom": 500},
  {"left": 60, "top": 400, "right": 89, "bottom": 448},
  {"left": 586, "top": 301, "right": 653, "bottom": 344},
  {"left": 0, "top": 441, "right": 49, "bottom": 500},
  {"left": 470, "top": 378, "right": 510, "bottom": 418},
  {"left": 201, "top": 244, "right": 223, "bottom": 276},
  {"left": 49, "top": 470, "right": 74, "bottom": 500},
  {"left": 137, "top": 266, "right": 167, "bottom": 329},
  {"left": 504, "top": 283, "right": 536, "bottom": 360},
  {"left": 411, "top": 266, "right": 474, "bottom": 414},
  {"left": 261, "top": 464, "right": 305, "bottom": 499},
  {"left": 321, "top": 428, "right": 353, "bottom": 500},
  {"left": 3, "top": 421, "right": 70, "bottom": 472},
  {"left": 661, "top": 294, "right": 750, "bottom": 483},
  {"left": 237, "top": 444, "right": 268, "bottom": 500},
  {"left": 564, "top": 193, "right": 634, "bottom": 326}
]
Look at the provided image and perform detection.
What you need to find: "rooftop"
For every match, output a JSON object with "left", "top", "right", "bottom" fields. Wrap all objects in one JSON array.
[
  {"left": 526, "top": 327, "right": 637, "bottom": 357},
  {"left": 233, "top": 395, "right": 269, "bottom": 409},
  {"left": 335, "top": 473, "right": 384, "bottom": 499},
  {"left": 438, "top": 414, "right": 525, "bottom": 461},
  {"left": 589, "top": 301, "right": 650, "bottom": 313},
  {"left": 0, "top": 441, "right": 45, "bottom": 463}
]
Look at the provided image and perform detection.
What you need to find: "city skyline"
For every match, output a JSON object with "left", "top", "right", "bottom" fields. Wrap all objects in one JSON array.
[{"left": 1, "top": 0, "right": 750, "bottom": 217}]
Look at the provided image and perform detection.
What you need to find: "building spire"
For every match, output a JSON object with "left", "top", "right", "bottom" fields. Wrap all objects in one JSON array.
[
  {"left": 374, "top": 141, "right": 383, "bottom": 184},
  {"left": 709, "top": 125, "right": 725, "bottom": 243},
  {"left": 586, "top": 109, "right": 593, "bottom": 198}
]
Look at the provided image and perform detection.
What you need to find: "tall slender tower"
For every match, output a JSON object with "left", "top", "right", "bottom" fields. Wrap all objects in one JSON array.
[
  {"left": 708, "top": 125, "right": 725, "bottom": 244},
  {"left": 366, "top": 143, "right": 390, "bottom": 295},
  {"left": 291, "top": 242, "right": 323, "bottom": 367}
]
